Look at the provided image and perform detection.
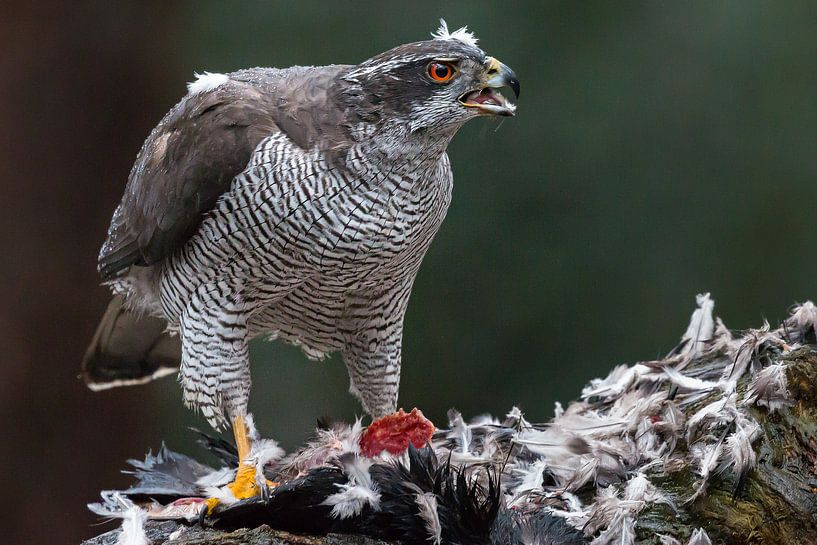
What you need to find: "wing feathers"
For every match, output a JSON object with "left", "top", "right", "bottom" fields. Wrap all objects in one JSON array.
[
  {"left": 98, "top": 65, "right": 354, "bottom": 279},
  {"left": 98, "top": 79, "right": 280, "bottom": 278}
]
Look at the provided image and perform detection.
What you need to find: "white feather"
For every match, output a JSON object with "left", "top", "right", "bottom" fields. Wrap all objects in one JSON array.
[
  {"left": 722, "top": 323, "right": 787, "bottom": 385},
  {"left": 431, "top": 19, "right": 479, "bottom": 48},
  {"left": 623, "top": 473, "right": 647, "bottom": 502},
  {"left": 342, "top": 418, "right": 365, "bottom": 454},
  {"left": 744, "top": 363, "right": 791, "bottom": 412},
  {"left": 582, "top": 364, "right": 653, "bottom": 401},
  {"left": 87, "top": 493, "right": 148, "bottom": 545},
  {"left": 590, "top": 509, "right": 636, "bottom": 545},
  {"left": 687, "top": 440, "right": 723, "bottom": 502},
  {"left": 662, "top": 367, "right": 721, "bottom": 392},
  {"left": 553, "top": 409, "right": 629, "bottom": 437},
  {"left": 415, "top": 493, "right": 442, "bottom": 544},
  {"left": 251, "top": 438, "right": 285, "bottom": 485},
  {"left": 167, "top": 528, "right": 186, "bottom": 541},
  {"left": 686, "top": 393, "right": 736, "bottom": 441},
  {"left": 242, "top": 413, "right": 285, "bottom": 485},
  {"left": 446, "top": 410, "right": 472, "bottom": 455},
  {"left": 323, "top": 456, "right": 380, "bottom": 519},
  {"left": 510, "top": 460, "right": 547, "bottom": 503},
  {"left": 723, "top": 415, "right": 761, "bottom": 479},
  {"left": 116, "top": 504, "right": 148, "bottom": 545},
  {"left": 704, "top": 317, "right": 734, "bottom": 357},
  {"left": 324, "top": 484, "right": 380, "bottom": 519},
  {"left": 635, "top": 417, "right": 665, "bottom": 461},
  {"left": 679, "top": 293, "right": 715, "bottom": 363},
  {"left": 658, "top": 535, "right": 682, "bottom": 545},
  {"left": 85, "top": 366, "right": 177, "bottom": 391},
  {"left": 203, "top": 484, "right": 238, "bottom": 506},
  {"left": 687, "top": 528, "right": 713, "bottom": 545},
  {"left": 195, "top": 467, "right": 235, "bottom": 488},
  {"left": 586, "top": 486, "right": 641, "bottom": 543},
  {"left": 187, "top": 71, "right": 229, "bottom": 94},
  {"left": 787, "top": 301, "right": 817, "bottom": 342},
  {"left": 507, "top": 406, "right": 533, "bottom": 429}
]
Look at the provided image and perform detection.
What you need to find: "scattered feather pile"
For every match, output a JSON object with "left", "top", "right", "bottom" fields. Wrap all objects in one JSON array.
[{"left": 88, "top": 295, "right": 817, "bottom": 545}]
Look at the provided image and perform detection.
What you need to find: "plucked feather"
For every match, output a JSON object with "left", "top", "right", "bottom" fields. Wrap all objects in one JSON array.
[
  {"left": 785, "top": 301, "right": 817, "bottom": 344},
  {"left": 677, "top": 293, "right": 716, "bottom": 366},
  {"left": 744, "top": 363, "right": 791, "bottom": 412},
  {"left": 323, "top": 455, "right": 381, "bottom": 519},
  {"left": 686, "top": 528, "right": 713, "bottom": 545},
  {"left": 415, "top": 492, "right": 442, "bottom": 544},
  {"left": 87, "top": 493, "right": 149, "bottom": 545}
]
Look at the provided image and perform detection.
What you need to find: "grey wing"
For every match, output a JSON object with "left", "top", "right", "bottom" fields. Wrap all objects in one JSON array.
[
  {"left": 97, "top": 80, "right": 280, "bottom": 279},
  {"left": 97, "top": 65, "right": 356, "bottom": 280}
]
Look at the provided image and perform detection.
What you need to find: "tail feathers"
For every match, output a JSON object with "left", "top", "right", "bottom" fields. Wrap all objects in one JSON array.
[{"left": 82, "top": 295, "right": 180, "bottom": 390}]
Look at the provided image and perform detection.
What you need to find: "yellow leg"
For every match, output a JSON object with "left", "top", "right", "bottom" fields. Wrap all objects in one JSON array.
[
  {"left": 226, "top": 414, "right": 263, "bottom": 499},
  {"left": 205, "top": 415, "right": 275, "bottom": 514}
]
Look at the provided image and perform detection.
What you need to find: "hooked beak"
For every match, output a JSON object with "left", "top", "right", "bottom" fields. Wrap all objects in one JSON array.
[{"left": 459, "top": 57, "right": 520, "bottom": 117}]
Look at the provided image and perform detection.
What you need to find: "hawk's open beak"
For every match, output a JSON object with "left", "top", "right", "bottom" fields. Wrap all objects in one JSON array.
[{"left": 459, "top": 57, "right": 519, "bottom": 117}]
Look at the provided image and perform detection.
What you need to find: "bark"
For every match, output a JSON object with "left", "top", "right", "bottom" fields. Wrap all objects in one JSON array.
[
  {"left": 82, "top": 521, "right": 391, "bottom": 545},
  {"left": 636, "top": 349, "right": 817, "bottom": 544}
]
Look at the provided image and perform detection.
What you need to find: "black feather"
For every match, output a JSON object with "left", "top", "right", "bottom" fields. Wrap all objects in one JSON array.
[{"left": 209, "top": 467, "right": 347, "bottom": 534}]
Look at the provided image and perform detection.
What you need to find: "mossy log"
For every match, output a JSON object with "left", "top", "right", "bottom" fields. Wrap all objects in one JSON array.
[
  {"left": 81, "top": 521, "right": 391, "bottom": 545},
  {"left": 637, "top": 349, "right": 817, "bottom": 544},
  {"left": 81, "top": 298, "right": 817, "bottom": 545}
]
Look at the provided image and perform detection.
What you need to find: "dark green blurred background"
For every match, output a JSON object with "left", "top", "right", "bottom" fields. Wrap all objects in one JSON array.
[{"left": 1, "top": 2, "right": 815, "bottom": 543}]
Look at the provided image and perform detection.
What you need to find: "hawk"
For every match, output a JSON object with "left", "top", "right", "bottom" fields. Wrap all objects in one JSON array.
[{"left": 83, "top": 21, "right": 519, "bottom": 502}]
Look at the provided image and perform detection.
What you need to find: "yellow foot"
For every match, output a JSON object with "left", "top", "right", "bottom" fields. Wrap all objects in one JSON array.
[
  {"left": 228, "top": 462, "right": 274, "bottom": 499},
  {"left": 204, "top": 414, "right": 277, "bottom": 515}
]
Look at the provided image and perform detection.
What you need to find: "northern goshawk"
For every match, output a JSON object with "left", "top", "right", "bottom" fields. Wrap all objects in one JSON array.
[{"left": 83, "top": 21, "right": 518, "bottom": 501}]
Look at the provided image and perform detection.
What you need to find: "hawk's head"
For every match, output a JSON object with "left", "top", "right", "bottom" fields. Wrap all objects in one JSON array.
[{"left": 342, "top": 20, "right": 519, "bottom": 134}]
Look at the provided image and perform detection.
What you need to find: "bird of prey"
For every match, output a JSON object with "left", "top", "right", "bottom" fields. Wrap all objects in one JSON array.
[{"left": 83, "top": 20, "right": 519, "bottom": 503}]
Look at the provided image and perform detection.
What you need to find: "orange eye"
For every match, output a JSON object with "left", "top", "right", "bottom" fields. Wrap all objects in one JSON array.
[{"left": 428, "top": 62, "right": 455, "bottom": 83}]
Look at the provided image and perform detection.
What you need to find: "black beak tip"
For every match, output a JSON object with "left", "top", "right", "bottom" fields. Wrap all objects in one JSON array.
[{"left": 508, "top": 77, "right": 520, "bottom": 99}]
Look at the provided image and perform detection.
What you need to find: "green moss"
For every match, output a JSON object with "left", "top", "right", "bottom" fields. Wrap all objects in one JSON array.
[{"left": 632, "top": 350, "right": 817, "bottom": 544}]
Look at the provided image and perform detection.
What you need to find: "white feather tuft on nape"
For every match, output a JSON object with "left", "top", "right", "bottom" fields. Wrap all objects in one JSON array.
[
  {"left": 187, "top": 71, "right": 229, "bottom": 94},
  {"left": 431, "top": 19, "right": 479, "bottom": 48},
  {"left": 415, "top": 492, "right": 442, "bottom": 545}
]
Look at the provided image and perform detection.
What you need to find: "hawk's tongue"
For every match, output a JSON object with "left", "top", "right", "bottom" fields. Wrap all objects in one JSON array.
[{"left": 464, "top": 88, "right": 503, "bottom": 106}]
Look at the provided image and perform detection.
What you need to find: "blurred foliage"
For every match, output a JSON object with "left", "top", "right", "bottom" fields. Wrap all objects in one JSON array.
[{"left": 134, "top": 1, "right": 817, "bottom": 448}]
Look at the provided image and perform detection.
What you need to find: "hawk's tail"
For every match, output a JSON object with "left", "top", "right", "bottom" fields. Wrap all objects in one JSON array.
[{"left": 81, "top": 295, "right": 181, "bottom": 390}]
